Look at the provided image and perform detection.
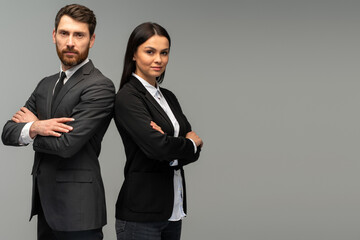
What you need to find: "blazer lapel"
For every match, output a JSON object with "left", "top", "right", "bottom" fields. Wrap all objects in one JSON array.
[
  {"left": 161, "top": 89, "right": 188, "bottom": 136},
  {"left": 129, "top": 77, "right": 174, "bottom": 131},
  {"left": 51, "top": 61, "right": 94, "bottom": 116}
]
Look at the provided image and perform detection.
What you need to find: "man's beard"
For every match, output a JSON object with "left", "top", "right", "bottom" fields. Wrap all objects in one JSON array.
[{"left": 56, "top": 44, "right": 90, "bottom": 68}]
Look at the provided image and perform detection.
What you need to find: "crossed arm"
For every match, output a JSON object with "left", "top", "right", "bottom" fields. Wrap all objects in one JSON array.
[
  {"left": 12, "top": 107, "right": 74, "bottom": 139},
  {"left": 150, "top": 121, "right": 203, "bottom": 148},
  {"left": 12, "top": 108, "right": 202, "bottom": 147},
  {"left": 2, "top": 76, "right": 116, "bottom": 159}
]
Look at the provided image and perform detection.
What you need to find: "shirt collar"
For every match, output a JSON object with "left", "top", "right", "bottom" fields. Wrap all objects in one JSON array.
[
  {"left": 132, "top": 73, "right": 161, "bottom": 98},
  {"left": 59, "top": 58, "right": 89, "bottom": 83}
]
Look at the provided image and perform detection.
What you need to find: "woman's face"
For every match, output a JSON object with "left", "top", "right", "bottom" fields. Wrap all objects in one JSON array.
[{"left": 133, "top": 35, "right": 170, "bottom": 86}]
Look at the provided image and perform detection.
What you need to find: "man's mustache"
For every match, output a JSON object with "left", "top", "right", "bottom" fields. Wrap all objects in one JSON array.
[{"left": 62, "top": 48, "right": 79, "bottom": 54}]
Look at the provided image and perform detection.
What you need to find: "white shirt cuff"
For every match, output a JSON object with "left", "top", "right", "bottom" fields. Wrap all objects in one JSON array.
[
  {"left": 170, "top": 160, "right": 179, "bottom": 166},
  {"left": 169, "top": 139, "right": 197, "bottom": 167},
  {"left": 19, "top": 121, "right": 34, "bottom": 145},
  {"left": 189, "top": 139, "right": 197, "bottom": 154}
]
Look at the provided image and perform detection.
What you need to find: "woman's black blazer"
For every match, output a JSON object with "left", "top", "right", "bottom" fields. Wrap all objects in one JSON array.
[{"left": 114, "top": 76, "right": 201, "bottom": 222}]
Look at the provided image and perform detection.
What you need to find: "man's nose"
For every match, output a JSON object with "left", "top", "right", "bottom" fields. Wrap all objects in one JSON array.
[{"left": 66, "top": 36, "right": 74, "bottom": 48}]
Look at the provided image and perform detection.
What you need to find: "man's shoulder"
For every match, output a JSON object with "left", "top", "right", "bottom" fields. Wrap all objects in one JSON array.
[
  {"left": 35, "top": 72, "right": 59, "bottom": 87},
  {"left": 42, "top": 72, "right": 59, "bottom": 80},
  {"left": 86, "top": 67, "right": 115, "bottom": 89}
]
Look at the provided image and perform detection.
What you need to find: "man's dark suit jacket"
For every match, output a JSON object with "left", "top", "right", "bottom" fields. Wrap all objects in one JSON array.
[
  {"left": 114, "top": 76, "right": 201, "bottom": 222},
  {"left": 2, "top": 60, "right": 115, "bottom": 231}
]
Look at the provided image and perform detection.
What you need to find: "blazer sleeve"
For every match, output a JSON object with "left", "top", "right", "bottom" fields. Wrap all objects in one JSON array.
[
  {"left": 32, "top": 77, "right": 115, "bottom": 158},
  {"left": 162, "top": 89, "right": 201, "bottom": 166},
  {"left": 115, "top": 88, "right": 197, "bottom": 163},
  {"left": 2, "top": 78, "right": 41, "bottom": 146}
]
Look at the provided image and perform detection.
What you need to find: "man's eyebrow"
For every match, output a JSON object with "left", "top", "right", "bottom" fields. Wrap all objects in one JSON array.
[
  {"left": 57, "top": 29, "right": 87, "bottom": 34},
  {"left": 74, "top": 31, "right": 87, "bottom": 34}
]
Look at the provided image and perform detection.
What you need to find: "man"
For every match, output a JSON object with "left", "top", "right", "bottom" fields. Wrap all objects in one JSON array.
[{"left": 2, "top": 4, "right": 115, "bottom": 240}]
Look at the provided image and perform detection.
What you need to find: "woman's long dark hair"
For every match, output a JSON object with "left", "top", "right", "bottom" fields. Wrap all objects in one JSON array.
[{"left": 119, "top": 22, "right": 171, "bottom": 89}]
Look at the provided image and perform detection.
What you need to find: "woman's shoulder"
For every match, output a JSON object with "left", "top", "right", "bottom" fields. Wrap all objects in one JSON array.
[
  {"left": 116, "top": 81, "right": 144, "bottom": 102},
  {"left": 162, "top": 87, "right": 182, "bottom": 103},
  {"left": 159, "top": 86, "right": 176, "bottom": 98}
]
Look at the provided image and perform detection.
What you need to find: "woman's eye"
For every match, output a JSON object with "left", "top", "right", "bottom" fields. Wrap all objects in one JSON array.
[
  {"left": 161, "top": 52, "right": 168, "bottom": 56},
  {"left": 146, "top": 50, "right": 154, "bottom": 54}
]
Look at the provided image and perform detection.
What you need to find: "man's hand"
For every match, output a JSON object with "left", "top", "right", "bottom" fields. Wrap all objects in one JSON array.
[
  {"left": 186, "top": 131, "right": 203, "bottom": 148},
  {"left": 30, "top": 118, "right": 74, "bottom": 139},
  {"left": 12, "top": 107, "right": 39, "bottom": 123},
  {"left": 150, "top": 121, "right": 164, "bottom": 134}
]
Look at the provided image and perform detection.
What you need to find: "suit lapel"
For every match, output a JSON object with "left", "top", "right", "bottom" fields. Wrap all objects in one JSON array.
[
  {"left": 51, "top": 61, "right": 94, "bottom": 116},
  {"left": 46, "top": 75, "right": 59, "bottom": 119}
]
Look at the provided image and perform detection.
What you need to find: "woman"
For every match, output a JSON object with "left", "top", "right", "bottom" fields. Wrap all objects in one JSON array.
[{"left": 114, "top": 22, "right": 203, "bottom": 240}]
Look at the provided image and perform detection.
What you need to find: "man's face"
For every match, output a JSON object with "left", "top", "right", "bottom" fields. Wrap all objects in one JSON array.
[{"left": 53, "top": 15, "right": 95, "bottom": 71}]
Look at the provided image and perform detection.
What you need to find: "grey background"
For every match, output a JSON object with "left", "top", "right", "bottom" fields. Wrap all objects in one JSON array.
[{"left": 1, "top": 0, "right": 360, "bottom": 239}]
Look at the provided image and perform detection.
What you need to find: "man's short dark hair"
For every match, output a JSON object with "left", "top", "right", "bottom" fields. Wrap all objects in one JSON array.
[{"left": 55, "top": 4, "right": 97, "bottom": 36}]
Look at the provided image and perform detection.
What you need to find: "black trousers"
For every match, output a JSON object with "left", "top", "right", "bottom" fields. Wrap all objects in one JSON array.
[
  {"left": 35, "top": 182, "right": 103, "bottom": 240},
  {"left": 116, "top": 219, "right": 182, "bottom": 240}
]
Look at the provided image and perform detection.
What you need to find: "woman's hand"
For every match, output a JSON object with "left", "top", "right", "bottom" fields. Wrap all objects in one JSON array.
[
  {"left": 150, "top": 121, "right": 164, "bottom": 134},
  {"left": 151, "top": 121, "right": 203, "bottom": 148},
  {"left": 186, "top": 131, "right": 203, "bottom": 148}
]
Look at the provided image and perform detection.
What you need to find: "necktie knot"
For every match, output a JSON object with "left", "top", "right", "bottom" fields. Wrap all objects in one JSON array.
[
  {"left": 59, "top": 71, "right": 66, "bottom": 84},
  {"left": 52, "top": 72, "right": 67, "bottom": 109}
]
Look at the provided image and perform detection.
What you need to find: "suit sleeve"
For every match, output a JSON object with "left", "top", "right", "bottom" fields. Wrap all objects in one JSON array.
[
  {"left": 115, "top": 89, "right": 198, "bottom": 163},
  {"left": 32, "top": 78, "right": 115, "bottom": 158},
  {"left": 2, "top": 79, "right": 40, "bottom": 146}
]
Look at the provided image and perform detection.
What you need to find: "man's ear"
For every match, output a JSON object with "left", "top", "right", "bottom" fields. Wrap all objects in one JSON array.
[
  {"left": 89, "top": 33, "right": 96, "bottom": 48},
  {"left": 52, "top": 29, "right": 56, "bottom": 44}
]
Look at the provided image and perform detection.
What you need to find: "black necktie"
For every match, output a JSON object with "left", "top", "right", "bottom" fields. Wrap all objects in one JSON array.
[{"left": 52, "top": 72, "right": 66, "bottom": 108}]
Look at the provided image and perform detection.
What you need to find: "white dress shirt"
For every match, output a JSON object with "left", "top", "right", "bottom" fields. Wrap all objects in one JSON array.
[
  {"left": 133, "top": 73, "right": 196, "bottom": 221},
  {"left": 18, "top": 59, "right": 90, "bottom": 145}
]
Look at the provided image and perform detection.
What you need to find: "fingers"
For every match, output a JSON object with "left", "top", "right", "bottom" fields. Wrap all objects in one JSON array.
[
  {"left": 12, "top": 110, "right": 26, "bottom": 123},
  {"left": 153, "top": 126, "right": 164, "bottom": 134},
  {"left": 47, "top": 123, "right": 74, "bottom": 137},
  {"left": 48, "top": 120, "right": 74, "bottom": 134},
  {"left": 13, "top": 110, "right": 24, "bottom": 117},
  {"left": 186, "top": 131, "right": 203, "bottom": 147},
  {"left": 12, "top": 112, "right": 21, "bottom": 121},
  {"left": 55, "top": 117, "right": 75, "bottom": 123},
  {"left": 20, "top": 107, "right": 30, "bottom": 113},
  {"left": 150, "top": 121, "right": 157, "bottom": 127},
  {"left": 30, "top": 118, "right": 75, "bottom": 138},
  {"left": 150, "top": 121, "right": 164, "bottom": 134},
  {"left": 11, "top": 116, "right": 20, "bottom": 123},
  {"left": 56, "top": 123, "right": 73, "bottom": 132},
  {"left": 185, "top": 131, "right": 195, "bottom": 138},
  {"left": 15, "top": 107, "right": 29, "bottom": 117},
  {"left": 199, "top": 140, "right": 204, "bottom": 148},
  {"left": 12, "top": 107, "right": 39, "bottom": 123},
  {"left": 50, "top": 118, "right": 75, "bottom": 133},
  {"left": 48, "top": 130, "right": 62, "bottom": 137}
]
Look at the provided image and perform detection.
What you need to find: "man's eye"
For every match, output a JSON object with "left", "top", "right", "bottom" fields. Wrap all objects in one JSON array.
[{"left": 75, "top": 33, "right": 84, "bottom": 38}]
